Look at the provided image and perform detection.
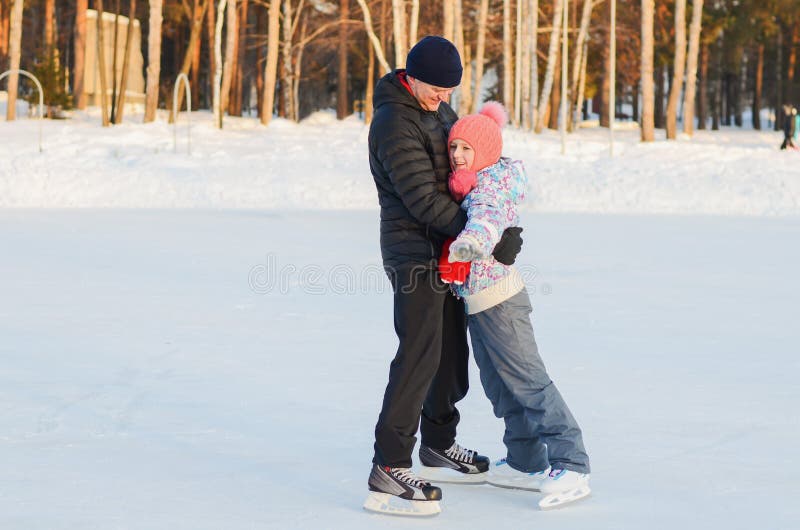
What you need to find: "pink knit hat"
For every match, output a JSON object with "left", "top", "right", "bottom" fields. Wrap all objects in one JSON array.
[{"left": 448, "top": 102, "right": 508, "bottom": 171}]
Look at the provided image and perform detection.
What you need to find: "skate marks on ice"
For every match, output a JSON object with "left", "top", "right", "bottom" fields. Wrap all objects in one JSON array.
[{"left": 32, "top": 346, "right": 180, "bottom": 438}]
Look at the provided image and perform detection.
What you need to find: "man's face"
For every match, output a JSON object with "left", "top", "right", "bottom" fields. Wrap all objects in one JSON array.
[{"left": 408, "top": 76, "right": 456, "bottom": 112}]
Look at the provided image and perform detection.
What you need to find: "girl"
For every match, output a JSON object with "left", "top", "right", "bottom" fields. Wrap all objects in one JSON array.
[{"left": 442, "top": 102, "right": 591, "bottom": 509}]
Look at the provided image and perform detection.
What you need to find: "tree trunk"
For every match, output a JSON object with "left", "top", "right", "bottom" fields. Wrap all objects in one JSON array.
[
  {"left": 260, "top": 0, "right": 280, "bottom": 125},
  {"left": 408, "top": 0, "right": 418, "bottom": 47},
  {"left": 0, "top": 0, "right": 7, "bottom": 71},
  {"left": 569, "top": 0, "right": 592, "bottom": 131},
  {"left": 74, "top": 0, "right": 88, "bottom": 109},
  {"left": 514, "top": 0, "right": 522, "bottom": 125},
  {"left": 548, "top": 46, "right": 561, "bottom": 130},
  {"left": 292, "top": 14, "right": 307, "bottom": 121},
  {"left": 213, "top": 0, "right": 227, "bottom": 127},
  {"left": 697, "top": 41, "right": 708, "bottom": 130},
  {"left": 365, "top": 37, "right": 374, "bottom": 123},
  {"left": 144, "top": 0, "right": 162, "bottom": 122},
  {"left": 443, "top": 0, "right": 454, "bottom": 42},
  {"left": 391, "top": 0, "right": 406, "bottom": 67},
  {"left": 114, "top": 0, "right": 136, "bottom": 124},
  {"left": 503, "top": 0, "right": 512, "bottom": 116},
  {"left": 206, "top": 0, "right": 216, "bottom": 109},
  {"left": 655, "top": 64, "right": 665, "bottom": 128},
  {"left": 110, "top": 3, "right": 121, "bottom": 123},
  {"left": 574, "top": 37, "right": 588, "bottom": 129},
  {"left": 5, "top": 0, "right": 22, "bottom": 121},
  {"left": 681, "top": 0, "right": 702, "bottom": 136},
  {"left": 712, "top": 37, "right": 721, "bottom": 130},
  {"left": 665, "top": 0, "right": 686, "bottom": 139},
  {"left": 753, "top": 43, "right": 763, "bottom": 130},
  {"left": 280, "top": 0, "right": 292, "bottom": 120},
  {"left": 96, "top": 0, "right": 111, "bottom": 125},
  {"left": 641, "top": 0, "right": 655, "bottom": 141},
  {"left": 255, "top": 3, "right": 265, "bottom": 117},
  {"left": 169, "top": 0, "right": 209, "bottom": 123},
  {"left": 786, "top": 23, "right": 797, "bottom": 106},
  {"left": 471, "top": 0, "right": 489, "bottom": 113},
  {"left": 356, "top": 0, "right": 391, "bottom": 74},
  {"left": 219, "top": 0, "right": 238, "bottom": 123},
  {"left": 535, "top": 0, "right": 563, "bottom": 133},
  {"left": 528, "top": 0, "right": 538, "bottom": 130},
  {"left": 599, "top": 0, "right": 611, "bottom": 128},
  {"left": 231, "top": 0, "right": 248, "bottom": 115},
  {"left": 454, "top": 0, "right": 469, "bottom": 113},
  {"left": 775, "top": 29, "right": 782, "bottom": 131},
  {"left": 44, "top": 0, "right": 54, "bottom": 48},
  {"left": 191, "top": 0, "right": 202, "bottom": 110},
  {"left": 337, "top": 0, "right": 349, "bottom": 119}
]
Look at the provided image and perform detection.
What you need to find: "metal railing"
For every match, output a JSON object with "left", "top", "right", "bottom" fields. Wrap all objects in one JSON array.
[
  {"left": 172, "top": 73, "right": 192, "bottom": 154},
  {"left": 0, "top": 69, "right": 44, "bottom": 152}
]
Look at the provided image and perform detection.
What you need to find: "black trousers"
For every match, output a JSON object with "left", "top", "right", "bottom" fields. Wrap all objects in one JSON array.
[{"left": 373, "top": 266, "right": 470, "bottom": 468}]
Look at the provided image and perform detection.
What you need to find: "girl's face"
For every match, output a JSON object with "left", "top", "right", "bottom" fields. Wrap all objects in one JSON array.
[{"left": 449, "top": 139, "right": 475, "bottom": 171}]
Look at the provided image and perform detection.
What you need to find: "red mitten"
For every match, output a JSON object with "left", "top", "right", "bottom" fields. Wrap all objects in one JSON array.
[
  {"left": 439, "top": 238, "right": 471, "bottom": 285},
  {"left": 449, "top": 169, "right": 478, "bottom": 202}
]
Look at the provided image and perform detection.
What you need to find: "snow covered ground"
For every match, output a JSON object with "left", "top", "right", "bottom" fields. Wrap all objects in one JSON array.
[
  {"left": 1, "top": 104, "right": 799, "bottom": 215},
  {"left": 1, "top": 209, "right": 798, "bottom": 529},
  {"left": 1, "top": 103, "right": 799, "bottom": 527}
]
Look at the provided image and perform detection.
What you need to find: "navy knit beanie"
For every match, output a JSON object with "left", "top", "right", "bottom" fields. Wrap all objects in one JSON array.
[{"left": 405, "top": 36, "right": 463, "bottom": 88}]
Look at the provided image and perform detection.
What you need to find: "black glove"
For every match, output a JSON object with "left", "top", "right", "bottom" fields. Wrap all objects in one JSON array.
[{"left": 491, "top": 227, "right": 523, "bottom": 265}]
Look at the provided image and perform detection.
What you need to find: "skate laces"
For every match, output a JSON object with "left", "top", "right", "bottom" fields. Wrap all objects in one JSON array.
[
  {"left": 445, "top": 443, "right": 475, "bottom": 463},
  {"left": 389, "top": 467, "right": 429, "bottom": 488}
]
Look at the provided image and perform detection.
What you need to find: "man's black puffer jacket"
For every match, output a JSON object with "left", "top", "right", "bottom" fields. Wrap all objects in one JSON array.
[{"left": 369, "top": 70, "right": 467, "bottom": 271}]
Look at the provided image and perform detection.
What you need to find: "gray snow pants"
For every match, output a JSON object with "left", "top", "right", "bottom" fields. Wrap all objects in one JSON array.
[{"left": 468, "top": 288, "right": 590, "bottom": 474}]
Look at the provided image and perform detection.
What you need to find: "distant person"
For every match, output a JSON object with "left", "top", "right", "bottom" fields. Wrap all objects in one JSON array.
[
  {"left": 793, "top": 107, "right": 800, "bottom": 144},
  {"left": 445, "top": 102, "right": 591, "bottom": 509},
  {"left": 364, "top": 36, "right": 523, "bottom": 517},
  {"left": 780, "top": 105, "right": 796, "bottom": 150}
]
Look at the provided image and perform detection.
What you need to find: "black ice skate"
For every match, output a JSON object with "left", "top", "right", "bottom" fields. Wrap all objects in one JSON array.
[
  {"left": 416, "top": 442, "right": 490, "bottom": 484},
  {"left": 363, "top": 464, "right": 442, "bottom": 516}
]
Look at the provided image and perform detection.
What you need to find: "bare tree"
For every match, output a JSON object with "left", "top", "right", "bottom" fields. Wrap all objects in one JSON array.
[
  {"left": 471, "top": 0, "right": 489, "bottom": 113},
  {"left": 0, "top": 1, "right": 7, "bottom": 70},
  {"left": 220, "top": 0, "right": 238, "bottom": 123},
  {"left": 144, "top": 0, "right": 163, "bottom": 122},
  {"left": 443, "top": 0, "right": 455, "bottom": 42},
  {"left": 96, "top": 0, "right": 111, "bottom": 126},
  {"left": 525, "top": 0, "right": 539, "bottom": 130},
  {"left": 355, "top": 0, "right": 391, "bottom": 74},
  {"left": 408, "top": 0, "right": 418, "bottom": 46},
  {"left": 569, "top": 0, "right": 594, "bottom": 131},
  {"left": 502, "top": 0, "right": 512, "bottom": 115},
  {"left": 337, "top": 0, "right": 349, "bottom": 119},
  {"left": 641, "top": 0, "right": 655, "bottom": 141},
  {"left": 44, "top": 0, "right": 54, "bottom": 48},
  {"left": 753, "top": 43, "right": 763, "bottom": 129},
  {"left": 666, "top": 0, "right": 686, "bottom": 139},
  {"left": 391, "top": 0, "right": 406, "bottom": 67},
  {"left": 114, "top": 0, "right": 136, "bottom": 124},
  {"left": 535, "top": 0, "right": 564, "bottom": 133},
  {"left": 74, "top": 0, "right": 88, "bottom": 109},
  {"left": 260, "top": 0, "right": 280, "bottom": 125},
  {"left": 682, "top": 0, "right": 703, "bottom": 136},
  {"left": 213, "top": 0, "right": 227, "bottom": 127},
  {"left": 5, "top": 0, "right": 23, "bottom": 121}
]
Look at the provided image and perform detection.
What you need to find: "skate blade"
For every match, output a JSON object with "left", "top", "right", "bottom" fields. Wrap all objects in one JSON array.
[
  {"left": 538, "top": 486, "right": 591, "bottom": 510},
  {"left": 363, "top": 492, "right": 441, "bottom": 517},
  {"left": 417, "top": 465, "right": 488, "bottom": 484}
]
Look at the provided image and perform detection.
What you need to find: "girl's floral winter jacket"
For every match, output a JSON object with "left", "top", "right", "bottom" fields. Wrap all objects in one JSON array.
[{"left": 451, "top": 157, "right": 528, "bottom": 314}]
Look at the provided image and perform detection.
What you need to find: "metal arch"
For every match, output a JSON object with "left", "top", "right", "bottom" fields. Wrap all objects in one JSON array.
[
  {"left": 172, "top": 73, "right": 192, "bottom": 155},
  {"left": 0, "top": 69, "right": 45, "bottom": 153}
]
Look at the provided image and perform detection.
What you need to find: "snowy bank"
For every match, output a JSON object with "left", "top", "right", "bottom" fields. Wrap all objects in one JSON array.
[{"left": 1, "top": 105, "right": 798, "bottom": 215}]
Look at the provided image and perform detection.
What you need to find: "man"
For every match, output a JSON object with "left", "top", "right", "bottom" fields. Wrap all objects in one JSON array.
[{"left": 363, "top": 36, "right": 523, "bottom": 516}]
